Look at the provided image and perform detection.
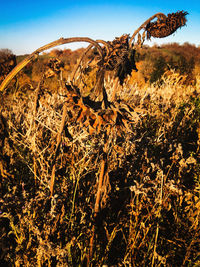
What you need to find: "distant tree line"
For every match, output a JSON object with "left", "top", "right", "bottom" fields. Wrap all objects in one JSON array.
[
  {"left": 1, "top": 42, "right": 200, "bottom": 89},
  {"left": 135, "top": 42, "right": 199, "bottom": 84}
]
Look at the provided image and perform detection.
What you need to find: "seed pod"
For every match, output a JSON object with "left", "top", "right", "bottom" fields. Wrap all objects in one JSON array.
[{"left": 146, "top": 11, "right": 188, "bottom": 38}]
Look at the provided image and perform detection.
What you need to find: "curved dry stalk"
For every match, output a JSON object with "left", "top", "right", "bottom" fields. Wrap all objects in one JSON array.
[
  {"left": 96, "top": 39, "right": 112, "bottom": 53},
  {"left": 0, "top": 37, "right": 104, "bottom": 92},
  {"left": 0, "top": 53, "right": 39, "bottom": 93},
  {"left": 129, "top": 13, "right": 167, "bottom": 47},
  {"left": 71, "top": 39, "right": 111, "bottom": 83},
  {"left": 70, "top": 44, "right": 94, "bottom": 83},
  {"left": 50, "top": 101, "right": 68, "bottom": 197},
  {"left": 33, "top": 79, "right": 43, "bottom": 184}
]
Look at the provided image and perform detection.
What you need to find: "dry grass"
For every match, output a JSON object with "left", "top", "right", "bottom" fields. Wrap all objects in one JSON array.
[{"left": 0, "top": 71, "right": 200, "bottom": 266}]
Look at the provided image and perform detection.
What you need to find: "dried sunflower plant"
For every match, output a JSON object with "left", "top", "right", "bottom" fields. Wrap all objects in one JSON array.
[{"left": 1, "top": 11, "right": 200, "bottom": 266}]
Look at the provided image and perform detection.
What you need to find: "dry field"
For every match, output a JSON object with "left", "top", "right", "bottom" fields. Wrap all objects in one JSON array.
[
  {"left": 0, "top": 10, "right": 200, "bottom": 267},
  {"left": 0, "top": 71, "right": 200, "bottom": 266}
]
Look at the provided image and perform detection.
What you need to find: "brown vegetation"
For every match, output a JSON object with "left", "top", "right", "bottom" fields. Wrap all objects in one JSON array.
[
  {"left": 0, "top": 49, "right": 16, "bottom": 84},
  {"left": 1, "top": 71, "right": 200, "bottom": 266},
  {"left": 0, "top": 11, "right": 199, "bottom": 266}
]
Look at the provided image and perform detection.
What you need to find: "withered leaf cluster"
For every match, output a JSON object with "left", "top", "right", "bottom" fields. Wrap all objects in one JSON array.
[
  {"left": 64, "top": 83, "right": 138, "bottom": 135},
  {"left": 45, "top": 58, "right": 64, "bottom": 78}
]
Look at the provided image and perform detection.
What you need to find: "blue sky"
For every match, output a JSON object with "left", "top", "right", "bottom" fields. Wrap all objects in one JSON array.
[{"left": 0, "top": 0, "right": 200, "bottom": 55}]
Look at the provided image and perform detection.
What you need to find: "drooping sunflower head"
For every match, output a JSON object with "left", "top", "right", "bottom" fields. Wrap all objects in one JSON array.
[
  {"left": 146, "top": 11, "right": 188, "bottom": 39},
  {"left": 103, "top": 35, "right": 137, "bottom": 84}
]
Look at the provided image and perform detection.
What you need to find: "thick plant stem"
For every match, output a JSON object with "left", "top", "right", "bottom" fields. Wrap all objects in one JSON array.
[
  {"left": 50, "top": 101, "right": 68, "bottom": 197},
  {"left": 94, "top": 157, "right": 106, "bottom": 214},
  {"left": 89, "top": 142, "right": 107, "bottom": 263},
  {"left": 33, "top": 79, "right": 42, "bottom": 184}
]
